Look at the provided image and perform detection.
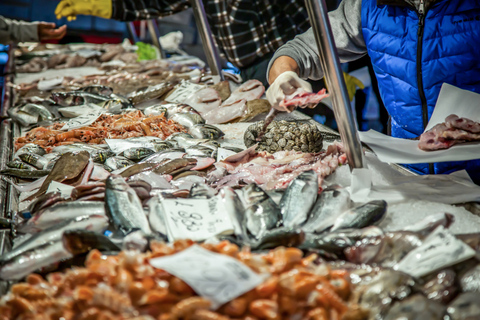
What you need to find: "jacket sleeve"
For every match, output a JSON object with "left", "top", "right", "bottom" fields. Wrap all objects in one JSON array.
[
  {"left": 267, "top": 0, "right": 367, "bottom": 81},
  {"left": 0, "top": 16, "right": 39, "bottom": 44},
  {"left": 111, "top": 0, "right": 190, "bottom": 21}
]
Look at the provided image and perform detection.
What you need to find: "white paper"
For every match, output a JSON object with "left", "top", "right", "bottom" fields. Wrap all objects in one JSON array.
[
  {"left": 149, "top": 245, "right": 266, "bottom": 308},
  {"left": 162, "top": 198, "right": 235, "bottom": 241},
  {"left": 395, "top": 226, "right": 475, "bottom": 278},
  {"left": 46, "top": 181, "right": 74, "bottom": 199},
  {"left": 105, "top": 137, "right": 160, "bottom": 154},
  {"left": 217, "top": 147, "right": 237, "bottom": 162},
  {"left": 37, "top": 77, "right": 64, "bottom": 91},
  {"left": 359, "top": 84, "right": 480, "bottom": 163},
  {"left": 61, "top": 108, "right": 106, "bottom": 130},
  {"left": 58, "top": 103, "right": 104, "bottom": 118},
  {"left": 165, "top": 80, "right": 205, "bottom": 103}
]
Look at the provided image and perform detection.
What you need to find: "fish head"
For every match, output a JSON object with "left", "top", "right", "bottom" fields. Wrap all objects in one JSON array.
[{"left": 106, "top": 175, "right": 129, "bottom": 191}]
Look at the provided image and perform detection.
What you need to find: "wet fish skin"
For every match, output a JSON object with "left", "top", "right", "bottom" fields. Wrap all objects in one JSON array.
[
  {"left": 19, "top": 103, "right": 54, "bottom": 121},
  {"left": 186, "top": 145, "right": 216, "bottom": 158},
  {"left": 302, "top": 186, "right": 351, "bottom": 233},
  {"left": 91, "top": 149, "right": 114, "bottom": 163},
  {"left": 14, "top": 143, "right": 46, "bottom": 157},
  {"left": 169, "top": 113, "right": 205, "bottom": 128},
  {"left": 105, "top": 175, "right": 152, "bottom": 235},
  {"left": 19, "top": 152, "right": 48, "bottom": 169},
  {"left": 251, "top": 227, "right": 305, "bottom": 250},
  {"left": 80, "top": 85, "right": 114, "bottom": 96},
  {"left": 189, "top": 183, "right": 216, "bottom": 199},
  {"left": 62, "top": 230, "right": 120, "bottom": 255},
  {"left": 146, "top": 196, "right": 168, "bottom": 238},
  {"left": 447, "top": 292, "right": 480, "bottom": 320},
  {"left": 104, "top": 156, "right": 135, "bottom": 171},
  {"left": 221, "top": 146, "right": 244, "bottom": 153},
  {"left": 330, "top": 200, "right": 387, "bottom": 232},
  {"left": 384, "top": 294, "right": 446, "bottom": 320},
  {"left": 139, "top": 149, "right": 186, "bottom": 164},
  {"left": 189, "top": 124, "right": 224, "bottom": 140},
  {"left": 6, "top": 160, "right": 35, "bottom": 170},
  {"left": 280, "top": 170, "right": 318, "bottom": 227},
  {"left": 218, "top": 187, "right": 245, "bottom": 239},
  {"left": 152, "top": 141, "right": 175, "bottom": 152},
  {"left": 0, "top": 168, "right": 50, "bottom": 179},
  {"left": 123, "top": 147, "right": 155, "bottom": 161},
  {"left": 51, "top": 91, "right": 110, "bottom": 106}
]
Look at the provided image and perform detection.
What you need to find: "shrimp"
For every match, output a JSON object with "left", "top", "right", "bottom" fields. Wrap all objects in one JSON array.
[{"left": 170, "top": 297, "right": 211, "bottom": 320}]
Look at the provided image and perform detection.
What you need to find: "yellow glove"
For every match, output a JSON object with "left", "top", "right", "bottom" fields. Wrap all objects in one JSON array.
[
  {"left": 343, "top": 72, "right": 365, "bottom": 101},
  {"left": 55, "top": 0, "right": 112, "bottom": 21}
]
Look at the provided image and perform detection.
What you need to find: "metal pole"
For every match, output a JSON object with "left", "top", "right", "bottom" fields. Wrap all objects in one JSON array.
[
  {"left": 147, "top": 19, "right": 167, "bottom": 59},
  {"left": 305, "top": 0, "right": 365, "bottom": 169},
  {"left": 127, "top": 22, "right": 140, "bottom": 44},
  {"left": 189, "top": 0, "right": 224, "bottom": 81}
]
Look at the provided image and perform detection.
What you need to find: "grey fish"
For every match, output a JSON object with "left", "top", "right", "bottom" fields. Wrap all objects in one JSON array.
[
  {"left": 279, "top": 170, "right": 318, "bottom": 227},
  {"left": 403, "top": 212, "right": 454, "bottom": 236},
  {"left": 139, "top": 149, "right": 186, "bottom": 164},
  {"left": 143, "top": 105, "right": 168, "bottom": 116},
  {"left": 447, "top": 292, "right": 480, "bottom": 320},
  {"left": 241, "top": 183, "right": 282, "bottom": 240},
  {"left": 218, "top": 187, "right": 245, "bottom": 238},
  {"left": 0, "top": 215, "right": 108, "bottom": 264},
  {"left": 189, "top": 183, "right": 217, "bottom": 199},
  {"left": 152, "top": 141, "right": 175, "bottom": 152},
  {"left": 123, "top": 147, "right": 155, "bottom": 161},
  {"left": 91, "top": 149, "right": 114, "bottom": 163},
  {"left": 302, "top": 186, "right": 351, "bottom": 233},
  {"left": 6, "top": 160, "right": 35, "bottom": 170},
  {"left": 62, "top": 229, "right": 120, "bottom": 255},
  {"left": 0, "top": 241, "right": 72, "bottom": 281},
  {"left": 8, "top": 103, "right": 54, "bottom": 126},
  {"left": 251, "top": 227, "right": 305, "bottom": 250},
  {"left": 105, "top": 175, "right": 151, "bottom": 235},
  {"left": 169, "top": 113, "right": 205, "bottom": 128},
  {"left": 330, "top": 200, "right": 387, "bottom": 232},
  {"left": 165, "top": 132, "right": 195, "bottom": 143},
  {"left": 189, "top": 124, "right": 224, "bottom": 140},
  {"left": 19, "top": 152, "right": 48, "bottom": 169},
  {"left": 79, "top": 85, "right": 114, "bottom": 96},
  {"left": 127, "top": 82, "right": 174, "bottom": 105},
  {"left": 221, "top": 146, "right": 244, "bottom": 153},
  {"left": 0, "top": 168, "right": 50, "bottom": 179},
  {"left": 384, "top": 294, "right": 446, "bottom": 320},
  {"left": 146, "top": 196, "right": 168, "bottom": 238},
  {"left": 14, "top": 143, "right": 46, "bottom": 157},
  {"left": 51, "top": 91, "right": 110, "bottom": 106},
  {"left": 186, "top": 145, "right": 216, "bottom": 158},
  {"left": 45, "top": 154, "right": 62, "bottom": 170},
  {"left": 104, "top": 156, "right": 135, "bottom": 171}
]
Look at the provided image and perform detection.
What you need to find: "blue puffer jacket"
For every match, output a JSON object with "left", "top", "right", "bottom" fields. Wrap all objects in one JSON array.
[{"left": 361, "top": 0, "right": 480, "bottom": 181}]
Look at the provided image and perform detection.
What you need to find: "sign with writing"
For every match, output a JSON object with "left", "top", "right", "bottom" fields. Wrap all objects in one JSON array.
[
  {"left": 58, "top": 103, "right": 104, "bottom": 118},
  {"left": 61, "top": 105, "right": 106, "bottom": 130},
  {"left": 395, "top": 226, "right": 475, "bottom": 278},
  {"left": 46, "top": 181, "right": 74, "bottom": 199},
  {"left": 149, "top": 245, "right": 266, "bottom": 308},
  {"left": 162, "top": 198, "right": 234, "bottom": 241},
  {"left": 165, "top": 80, "right": 205, "bottom": 104}
]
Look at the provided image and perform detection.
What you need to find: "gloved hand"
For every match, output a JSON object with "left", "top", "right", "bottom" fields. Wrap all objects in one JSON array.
[
  {"left": 266, "top": 71, "right": 312, "bottom": 112},
  {"left": 55, "top": 0, "right": 112, "bottom": 21},
  {"left": 343, "top": 72, "right": 365, "bottom": 101}
]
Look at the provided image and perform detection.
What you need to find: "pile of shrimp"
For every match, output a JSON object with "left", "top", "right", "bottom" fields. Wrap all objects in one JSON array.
[
  {"left": 0, "top": 240, "right": 368, "bottom": 320},
  {"left": 15, "top": 110, "right": 187, "bottom": 152}
]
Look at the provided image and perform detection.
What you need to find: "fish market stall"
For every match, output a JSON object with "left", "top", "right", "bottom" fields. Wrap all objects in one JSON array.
[{"left": 0, "top": 43, "right": 480, "bottom": 320}]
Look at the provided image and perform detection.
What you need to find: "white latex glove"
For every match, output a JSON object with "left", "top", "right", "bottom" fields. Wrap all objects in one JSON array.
[{"left": 266, "top": 71, "right": 312, "bottom": 112}]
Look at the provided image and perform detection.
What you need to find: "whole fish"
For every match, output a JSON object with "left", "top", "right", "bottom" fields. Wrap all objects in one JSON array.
[
  {"left": 152, "top": 141, "right": 175, "bottom": 152},
  {"left": 105, "top": 175, "right": 151, "bottom": 235},
  {"left": 330, "top": 200, "right": 387, "bottom": 232},
  {"left": 104, "top": 156, "right": 135, "bottom": 171},
  {"left": 153, "top": 158, "right": 197, "bottom": 175},
  {"left": 302, "top": 186, "right": 351, "bottom": 233},
  {"left": 44, "top": 154, "right": 62, "bottom": 170},
  {"left": 19, "top": 152, "right": 48, "bottom": 169},
  {"left": 127, "top": 82, "right": 174, "bottom": 105},
  {"left": 8, "top": 103, "right": 54, "bottom": 126},
  {"left": 218, "top": 187, "right": 245, "bottom": 238},
  {"left": 186, "top": 145, "right": 216, "bottom": 158},
  {"left": 119, "top": 162, "right": 164, "bottom": 178},
  {"left": 6, "top": 160, "right": 35, "bottom": 170},
  {"left": 79, "top": 85, "right": 114, "bottom": 96},
  {"left": 25, "top": 192, "right": 63, "bottom": 216},
  {"left": 241, "top": 183, "right": 282, "bottom": 240},
  {"left": 62, "top": 229, "right": 120, "bottom": 255},
  {"left": 14, "top": 143, "right": 46, "bottom": 157},
  {"left": 139, "top": 148, "right": 186, "bottom": 164},
  {"left": 123, "top": 147, "right": 155, "bottom": 161},
  {"left": 90, "top": 149, "right": 114, "bottom": 163},
  {"left": 189, "top": 124, "right": 224, "bottom": 140},
  {"left": 0, "top": 241, "right": 73, "bottom": 281},
  {"left": 146, "top": 196, "right": 168, "bottom": 238},
  {"left": 0, "top": 214, "right": 108, "bottom": 264},
  {"left": 0, "top": 168, "right": 50, "bottom": 179},
  {"left": 403, "top": 212, "right": 454, "bottom": 236},
  {"left": 279, "top": 170, "right": 318, "bottom": 227},
  {"left": 51, "top": 91, "right": 110, "bottom": 106},
  {"left": 189, "top": 183, "right": 217, "bottom": 199},
  {"left": 251, "top": 227, "right": 305, "bottom": 250},
  {"left": 221, "top": 146, "right": 244, "bottom": 153},
  {"left": 143, "top": 105, "right": 168, "bottom": 116}
]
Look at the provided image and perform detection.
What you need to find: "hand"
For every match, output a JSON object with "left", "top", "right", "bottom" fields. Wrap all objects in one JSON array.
[
  {"left": 266, "top": 71, "right": 312, "bottom": 112},
  {"left": 343, "top": 72, "right": 365, "bottom": 101},
  {"left": 55, "top": 0, "right": 112, "bottom": 21},
  {"left": 38, "top": 23, "right": 67, "bottom": 41}
]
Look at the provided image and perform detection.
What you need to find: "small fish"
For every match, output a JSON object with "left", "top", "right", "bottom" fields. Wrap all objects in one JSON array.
[
  {"left": 330, "top": 200, "right": 387, "bottom": 231},
  {"left": 104, "top": 156, "right": 135, "bottom": 171},
  {"left": 241, "top": 183, "right": 282, "bottom": 240},
  {"left": 79, "top": 85, "right": 114, "bottom": 96},
  {"left": 14, "top": 143, "right": 46, "bottom": 157},
  {"left": 6, "top": 160, "right": 35, "bottom": 170},
  {"left": 189, "top": 124, "right": 225, "bottom": 140},
  {"left": 384, "top": 294, "right": 446, "bottom": 320},
  {"left": 279, "top": 170, "right": 318, "bottom": 227},
  {"left": 139, "top": 149, "right": 186, "bottom": 164},
  {"left": 8, "top": 103, "right": 55, "bottom": 126},
  {"left": 62, "top": 229, "right": 120, "bottom": 255},
  {"left": 154, "top": 158, "right": 197, "bottom": 175},
  {"left": 302, "top": 186, "right": 351, "bottom": 233},
  {"left": 169, "top": 113, "right": 206, "bottom": 128},
  {"left": 44, "top": 154, "right": 62, "bottom": 170},
  {"left": 19, "top": 152, "right": 48, "bottom": 169},
  {"left": 189, "top": 183, "right": 216, "bottom": 198},
  {"left": 186, "top": 145, "right": 216, "bottom": 158},
  {"left": 105, "top": 175, "right": 151, "bottom": 235},
  {"left": 0, "top": 168, "right": 50, "bottom": 179},
  {"left": 51, "top": 91, "right": 110, "bottom": 106},
  {"left": 127, "top": 82, "right": 174, "bottom": 105},
  {"left": 143, "top": 105, "right": 168, "bottom": 116},
  {"left": 446, "top": 292, "right": 480, "bottom": 320},
  {"left": 152, "top": 141, "right": 175, "bottom": 152},
  {"left": 251, "top": 227, "right": 305, "bottom": 250},
  {"left": 119, "top": 162, "right": 162, "bottom": 178},
  {"left": 221, "top": 146, "right": 244, "bottom": 153},
  {"left": 146, "top": 196, "right": 168, "bottom": 238},
  {"left": 123, "top": 147, "right": 155, "bottom": 161},
  {"left": 90, "top": 149, "right": 114, "bottom": 163}
]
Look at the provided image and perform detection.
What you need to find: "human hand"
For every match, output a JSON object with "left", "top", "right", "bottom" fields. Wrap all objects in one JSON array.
[
  {"left": 266, "top": 71, "right": 312, "bottom": 112},
  {"left": 38, "top": 23, "right": 67, "bottom": 41},
  {"left": 55, "top": 0, "right": 112, "bottom": 21}
]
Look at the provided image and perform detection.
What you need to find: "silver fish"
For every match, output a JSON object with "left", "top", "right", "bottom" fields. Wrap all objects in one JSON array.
[
  {"left": 139, "top": 149, "right": 186, "bottom": 164},
  {"left": 51, "top": 91, "right": 110, "bottom": 106},
  {"left": 6, "top": 160, "right": 35, "bottom": 170},
  {"left": 14, "top": 143, "right": 46, "bottom": 158},
  {"left": 0, "top": 168, "right": 50, "bottom": 179},
  {"left": 104, "top": 156, "right": 135, "bottom": 171},
  {"left": 189, "top": 183, "right": 217, "bottom": 199},
  {"left": 302, "top": 186, "right": 351, "bottom": 233},
  {"left": 279, "top": 170, "right": 318, "bottom": 227},
  {"left": 80, "top": 85, "right": 114, "bottom": 96},
  {"left": 330, "top": 200, "right": 387, "bottom": 231},
  {"left": 123, "top": 147, "right": 155, "bottom": 161},
  {"left": 143, "top": 105, "right": 168, "bottom": 116},
  {"left": 19, "top": 152, "right": 48, "bottom": 169},
  {"left": 146, "top": 196, "right": 168, "bottom": 237},
  {"left": 8, "top": 103, "right": 54, "bottom": 126},
  {"left": 152, "top": 141, "right": 175, "bottom": 152},
  {"left": 169, "top": 113, "right": 205, "bottom": 128},
  {"left": 186, "top": 145, "right": 216, "bottom": 158},
  {"left": 218, "top": 187, "right": 245, "bottom": 238},
  {"left": 189, "top": 124, "right": 224, "bottom": 140},
  {"left": 91, "top": 149, "right": 114, "bottom": 163},
  {"left": 105, "top": 175, "right": 151, "bottom": 235}
]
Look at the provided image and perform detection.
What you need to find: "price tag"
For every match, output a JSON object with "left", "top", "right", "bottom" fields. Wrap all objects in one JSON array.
[
  {"left": 37, "top": 77, "right": 64, "bottom": 91},
  {"left": 61, "top": 106, "right": 106, "bottom": 130},
  {"left": 162, "top": 198, "right": 234, "bottom": 242},
  {"left": 165, "top": 80, "right": 205, "bottom": 104},
  {"left": 217, "top": 147, "right": 238, "bottom": 162},
  {"left": 149, "top": 245, "right": 267, "bottom": 308},
  {"left": 46, "top": 181, "right": 74, "bottom": 199},
  {"left": 395, "top": 226, "right": 475, "bottom": 278},
  {"left": 105, "top": 137, "right": 161, "bottom": 154},
  {"left": 58, "top": 103, "right": 104, "bottom": 118}
]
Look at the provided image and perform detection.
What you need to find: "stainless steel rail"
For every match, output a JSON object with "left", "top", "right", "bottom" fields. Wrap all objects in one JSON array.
[
  {"left": 1, "top": 45, "right": 15, "bottom": 118},
  {"left": 147, "top": 20, "right": 167, "bottom": 59},
  {"left": 305, "top": 0, "right": 365, "bottom": 170},
  {"left": 189, "top": 0, "right": 224, "bottom": 81}
]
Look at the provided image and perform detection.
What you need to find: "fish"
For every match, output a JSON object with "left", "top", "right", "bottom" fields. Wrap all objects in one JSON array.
[
  {"left": 140, "top": 149, "right": 186, "bottom": 164},
  {"left": 0, "top": 241, "right": 73, "bottom": 280},
  {"left": 459, "top": 264, "right": 480, "bottom": 293},
  {"left": 27, "top": 151, "right": 90, "bottom": 200},
  {"left": 119, "top": 162, "right": 164, "bottom": 178},
  {"left": 62, "top": 229, "right": 120, "bottom": 255},
  {"left": 146, "top": 196, "right": 168, "bottom": 238},
  {"left": 19, "top": 201, "right": 106, "bottom": 233},
  {"left": 279, "top": 170, "right": 318, "bottom": 227},
  {"left": 446, "top": 292, "right": 480, "bottom": 320},
  {"left": 189, "top": 124, "right": 225, "bottom": 140},
  {"left": 221, "top": 146, "right": 244, "bottom": 153},
  {"left": 185, "top": 87, "right": 222, "bottom": 114},
  {"left": 8, "top": 103, "right": 55, "bottom": 126},
  {"left": 403, "top": 212, "right": 455, "bottom": 236},
  {"left": 251, "top": 227, "right": 305, "bottom": 250},
  {"left": 241, "top": 183, "right": 282, "bottom": 240},
  {"left": 18, "top": 152, "right": 48, "bottom": 169},
  {"left": 105, "top": 175, "right": 152, "bottom": 235},
  {"left": 384, "top": 294, "right": 446, "bottom": 320},
  {"left": 25, "top": 192, "right": 63, "bottom": 215},
  {"left": 123, "top": 147, "right": 155, "bottom": 161},
  {"left": 14, "top": 143, "right": 46, "bottom": 157},
  {"left": 143, "top": 105, "right": 168, "bottom": 116},
  {"left": 211, "top": 80, "right": 231, "bottom": 101},
  {"left": 0, "top": 214, "right": 108, "bottom": 264},
  {"left": 79, "top": 85, "right": 114, "bottom": 96},
  {"left": 6, "top": 160, "right": 35, "bottom": 170},
  {"left": 154, "top": 158, "right": 197, "bottom": 175},
  {"left": 217, "top": 187, "right": 244, "bottom": 238},
  {"left": 203, "top": 99, "right": 247, "bottom": 124},
  {"left": 152, "top": 141, "right": 175, "bottom": 152},
  {"left": 186, "top": 145, "right": 216, "bottom": 158},
  {"left": 0, "top": 168, "right": 51, "bottom": 179},
  {"left": 302, "top": 186, "right": 351, "bottom": 233},
  {"left": 189, "top": 183, "right": 217, "bottom": 198},
  {"left": 104, "top": 156, "right": 135, "bottom": 171},
  {"left": 330, "top": 200, "right": 387, "bottom": 232},
  {"left": 90, "top": 149, "right": 114, "bottom": 163},
  {"left": 51, "top": 91, "right": 111, "bottom": 106},
  {"left": 127, "top": 82, "right": 175, "bottom": 105},
  {"left": 44, "top": 154, "right": 62, "bottom": 170}
]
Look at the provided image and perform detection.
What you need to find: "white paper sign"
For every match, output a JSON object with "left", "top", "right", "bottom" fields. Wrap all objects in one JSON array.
[
  {"left": 46, "top": 181, "right": 74, "bottom": 199},
  {"left": 217, "top": 147, "right": 237, "bottom": 162},
  {"left": 58, "top": 103, "right": 104, "bottom": 118},
  {"left": 162, "top": 198, "right": 234, "bottom": 241},
  {"left": 37, "top": 77, "right": 64, "bottom": 91},
  {"left": 105, "top": 137, "right": 160, "bottom": 154},
  {"left": 165, "top": 80, "right": 205, "bottom": 103},
  {"left": 149, "top": 245, "right": 266, "bottom": 308},
  {"left": 61, "top": 107, "right": 106, "bottom": 130},
  {"left": 395, "top": 226, "right": 475, "bottom": 278}
]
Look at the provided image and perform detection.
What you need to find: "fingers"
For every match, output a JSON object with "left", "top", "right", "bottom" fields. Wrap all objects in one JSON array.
[
  {"left": 55, "top": 1, "right": 76, "bottom": 20},
  {"left": 55, "top": 0, "right": 69, "bottom": 15},
  {"left": 39, "top": 25, "right": 67, "bottom": 41}
]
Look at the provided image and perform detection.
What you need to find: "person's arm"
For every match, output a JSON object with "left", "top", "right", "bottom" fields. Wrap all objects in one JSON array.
[
  {"left": 0, "top": 16, "right": 39, "bottom": 43},
  {"left": 267, "top": 0, "right": 366, "bottom": 84}
]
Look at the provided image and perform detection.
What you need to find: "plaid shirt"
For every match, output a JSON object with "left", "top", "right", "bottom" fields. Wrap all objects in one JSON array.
[{"left": 111, "top": 0, "right": 310, "bottom": 68}]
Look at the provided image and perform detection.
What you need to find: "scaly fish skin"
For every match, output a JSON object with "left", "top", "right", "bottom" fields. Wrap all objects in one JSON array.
[
  {"left": 189, "top": 124, "right": 224, "bottom": 140},
  {"left": 123, "top": 147, "right": 155, "bottom": 161},
  {"left": 330, "top": 200, "right": 387, "bottom": 232},
  {"left": 19, "top": 153, "right": 48, "bottom": 170}
]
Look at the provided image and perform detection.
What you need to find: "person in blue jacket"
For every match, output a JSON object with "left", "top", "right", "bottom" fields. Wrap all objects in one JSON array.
[{"left": 266, "top": 0, "right": 480, "bottom": 183}]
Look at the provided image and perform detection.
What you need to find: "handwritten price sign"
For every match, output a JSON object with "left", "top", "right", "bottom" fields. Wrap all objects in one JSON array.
[
  {"left": 149, "top": 245, "right": 267, "bottom": 308},
  {"left": 61, "top": 105, "right": 106, "bottom": 130}
]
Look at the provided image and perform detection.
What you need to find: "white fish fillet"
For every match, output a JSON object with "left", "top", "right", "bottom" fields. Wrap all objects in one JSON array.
[{"left": 203, "top": 99, "right": 247, "bottom": 124}]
